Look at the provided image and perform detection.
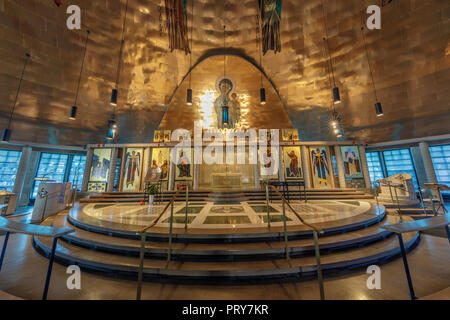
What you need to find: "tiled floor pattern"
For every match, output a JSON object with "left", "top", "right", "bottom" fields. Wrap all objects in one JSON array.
[{"left": 82, "top": 200, "right": 374, "bottom": 229}]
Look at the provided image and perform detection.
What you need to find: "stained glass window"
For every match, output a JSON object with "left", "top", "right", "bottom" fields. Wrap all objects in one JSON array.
[
  {"left": 113, "top": 158, "right": 121, "bottom": 191},
  {"left": 68, "top": 155, "right": 86, "bottom": 191},
  {"left": 429, "top": 144, "right": 450, "bottom": 193},
  {"left": 383, "top": 149, "right": 419, "bottom": 190},
  {"left": 31, "top": 153, "right": 69, "bottom": 199},
  {"left": 366, "top": 151, "right": 385, "bottom": 187},
  {"left": 0, "top": 150, "right": 22, "bottom": 192}
]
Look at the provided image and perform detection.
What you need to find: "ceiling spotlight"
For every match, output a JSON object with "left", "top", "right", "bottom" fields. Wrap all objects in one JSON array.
[
  {"left": 186, "top": 88, "right": 192, "bottom": 106},
  {"left": 260, "top": 88, "right": 266, "bottom": 105},
  {"left": 333, "top": 87, "right": 341, "bottom": 104},
  {"left": 375, "top": 102, "right": 384, "bottom": 117},
  {"left": 69, "top": 106, "right": 77, "bottom": 120}
]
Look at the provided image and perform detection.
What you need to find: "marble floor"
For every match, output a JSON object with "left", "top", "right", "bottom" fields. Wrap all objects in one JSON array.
[
  {"left": 81, "top": 200, "right": 376, "bottom": 229},
  {"left": 0, "top": 231, "right": 448, "bottom": 300}
]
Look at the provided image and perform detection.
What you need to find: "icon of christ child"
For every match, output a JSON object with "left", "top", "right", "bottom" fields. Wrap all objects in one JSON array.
[
  {"left": 177, "top": 151, "right": 191, "bottom": 178},
  {"left": 125, "top": 150, "right": 141, "bottom": 187}
]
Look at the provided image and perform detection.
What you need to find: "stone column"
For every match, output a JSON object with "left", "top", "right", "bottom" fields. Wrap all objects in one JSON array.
[
  {"left": 7, "top": 146, "right": 32, "bottom": 214},
  {"left": 254, "top": 149, "right": 260, "bottom": 190},
  {"left": 334, "top": 146, "right": 346, "bottom": 188},
  {"left": 301, "top": 146, "right": 311, "bottom": 189},
  {"left": 107, "top": 148, "right": 119, "bottom": 192},
  {"left": 277, "top": 145, "right": 284, "bottom": 181},
  {"left": 81, "top": 147, "right": 93, "bottom": 192},
  {"left": 118, "top": 148, "right": 126, "bottom": 191},
  {"left": 168, "top": 148, "right": 175, "bottom": 191},
  {"left": 358, "top": 145, "right": 372, "bottom": 189}
]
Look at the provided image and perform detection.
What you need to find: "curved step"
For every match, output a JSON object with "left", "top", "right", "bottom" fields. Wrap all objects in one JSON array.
[
  {"left": 32, "top": 230, "right": 420, "bottom": 283},
  {"left": 67, "top": 206, "right": 386, "bottom": 243},
  {"left": 46, "top": 213, "right": 402, "bottom": 261}
]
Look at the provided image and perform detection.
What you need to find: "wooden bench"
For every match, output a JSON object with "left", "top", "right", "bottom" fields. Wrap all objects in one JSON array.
[
  {"left": 381, "top": 214, "right": 450, "bottom": 300},
  {"left": 0, "top": 216, "right": 74, "bottom": 300}
]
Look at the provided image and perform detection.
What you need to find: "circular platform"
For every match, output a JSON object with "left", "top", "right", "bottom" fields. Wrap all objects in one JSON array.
[{"left": 67, "top": 200, "right": 387, "bottom": 242}]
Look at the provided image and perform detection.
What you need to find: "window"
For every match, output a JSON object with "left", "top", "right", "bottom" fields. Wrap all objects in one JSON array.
[
  {"left": 68, "top": 155, "right": 86, "bottom": 191},
  {"left": 0, "top": 150, "right": 22, "bottom": 192},
  {"left": 429, "top": 144, "right": 450, "bottom": 193},
  {"left": 383, "top": 149, "right": 419, "bottom": 190},
  {"left": 31, "top": 153, "right": 69, "bottom": 199},
  {"left": 366, "top": 151, "right": 385, "bottom": 187}
]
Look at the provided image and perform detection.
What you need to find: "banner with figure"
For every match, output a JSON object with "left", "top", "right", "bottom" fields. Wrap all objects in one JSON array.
[
  {"left": 340, "top": 146, "right": 363, "bottom": 179},
  {"left": 89, "top": 148, "right": 112, "bottom": 183},
  {"left": 283, "top": 146, "right": 302, "bottom": 179},
  {"left": 149, "top": 148, "right": 170, "bottom": 181},
  {"left": 258, "top": 0, "right": 282, "bottom": 54},
  {"left": 175, "top": 148, "right": 193, "bottom": 180},
  {"left": 123, "top": 148, "right": 143, "bottom": 191},
  {"left": 309, "top": 146, "right": 333, "bottom": 188}
]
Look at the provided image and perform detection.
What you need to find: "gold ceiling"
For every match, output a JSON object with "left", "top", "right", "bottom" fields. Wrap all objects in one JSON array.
[{"left": 0, "top": 0, "right": 449, "bottom": 145}]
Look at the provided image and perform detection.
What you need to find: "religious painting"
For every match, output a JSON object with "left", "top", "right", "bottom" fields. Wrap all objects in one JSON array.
[
  {"left": 282, "top": 129, "right": 299, "bottom": 141},
  {"left": 163, "top": 130, "right": 172, "bottom": 142},
  {"left": 165, "top": 0, "right": 190, "bottom": 54},
  {"left": 259, "top": 147, "right": 279, "bottom": 179},
  {"left": 175, "top": 148, "right": 193, "bottom": 180},
  {"left": 283, "top": 147, "right": 302, "bottom": 179},
  {"left": 214, "top": 79, "right": 241, "bottom": 129},
  {"left": 149, "top": 148, "right": 170, "bottom": 181},
  {"left": 309, "top": 146, "right": 333, "bottom": 188},
  {"left": 122, "top": 148, "right": 143, "bottom": 191},
  {"left": 340, "top": 146, "right": 363, "bottom": 179},
  {"left": 259, "top": 0, "right": 282, "bottom": 55},
  {"left": 153, "top": 130, "right": 163, "bottom": 142},
  {"left": 89, "top": 148, "right": 112, "bottom": 182},
  {"left": 87, "top": 182, "right": 107, "bottom": 193}
]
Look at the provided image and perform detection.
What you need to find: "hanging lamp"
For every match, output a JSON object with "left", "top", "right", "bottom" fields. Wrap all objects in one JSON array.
[
  {"left": 361, "top": 26, "right": 383, "bottom": 117},
  {"left": 186, "top": 0, "right": 194, "bottom": 106},
  {"left": 70, "top": 30, "right": 90, "bottom": 120},
  {"left": 1, "top": 53, "right": 31, "bottom": 142}
]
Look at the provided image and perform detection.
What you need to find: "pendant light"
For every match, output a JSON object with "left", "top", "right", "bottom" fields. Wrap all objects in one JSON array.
[
  {"left": 1, "top": 53, "right": 31, "bottom": 142},
  {"left": 222, "top": 25, "right": 229, "bottom": 126},
  {"left": 257, "top": 10, "right": 266, "bottom": 105},
  {"left": 361, "top": 26, "right": 383, "bottom": 117},
  {"left": 111, "top": 0, "right": 129, "bottom": 107},
  {"left": 107, "top": 0, "right": 129, "bottom": 140},
  {"left": 186, "top": 0, "right": 194, "bottom": 106},
  {"left": 323, "top": 38, "right": 344, "bottom": 139},
  {"left": 322, "top": 1, "right": 341, "bottom": 104},
  {"left": 70, "top": 30, "right": 90, "bottom": 120}
]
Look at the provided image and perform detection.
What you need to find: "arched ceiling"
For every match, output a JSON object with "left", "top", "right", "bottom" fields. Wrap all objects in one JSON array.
[{"left": 0, "top": 0, "right": 449, "bottom": 146}]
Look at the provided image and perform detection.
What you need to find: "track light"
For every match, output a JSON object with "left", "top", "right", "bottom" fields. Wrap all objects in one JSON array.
[
  {"left": 375, "top": 102, "right": 384, "bottom": 117},
  {"left": 260, "top": 87, "right": 266, "bottom": 105},
  {"left": 333, "top": 87, "right": 341, "bottom": 104},
  {"left": 1, "top": 129, "right": 11, "bottom": 143},
  {"left": 186, "top": 88, "right": 192, "bottom": 105},
  {"left": 110, "top": 88, "right": 118, "bottom": 106},
  {"left": 69, "top": 106, "right": 77, "bottom": 120}
]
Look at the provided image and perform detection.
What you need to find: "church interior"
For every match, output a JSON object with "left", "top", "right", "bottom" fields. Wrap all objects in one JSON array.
[{"left": 0, "top": 0, "right": 449, "bottom": 302}]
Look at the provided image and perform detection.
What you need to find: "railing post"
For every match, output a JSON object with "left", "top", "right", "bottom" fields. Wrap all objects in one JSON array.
[
  {"left": 313, "top": 230, "right": 325, "bottom": 300},
  {"left": 185, "top": 186, "right": 189, "bottom": 230},
  {"left": 168, "top": 201, "right": 174, "bottom": 262},
  {"left": 393, "top": 187, "right": 402, "bottom": 217},
  {"left": 265, "top": 184, "right": 271, "bottom": 228},
  {"left": 136, "top": 231, "right": 146, "bottom": 300},
  {"left": 282, "top": 199, "right": 289, "bottom": 260}
]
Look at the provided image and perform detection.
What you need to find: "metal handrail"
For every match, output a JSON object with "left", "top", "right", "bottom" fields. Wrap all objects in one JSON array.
[
  {"left": 136, "top": 185, "right": 188, "bottom": 300},
  {"left": 263, "top": 182, "right": 325, "bottom": 300}
]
